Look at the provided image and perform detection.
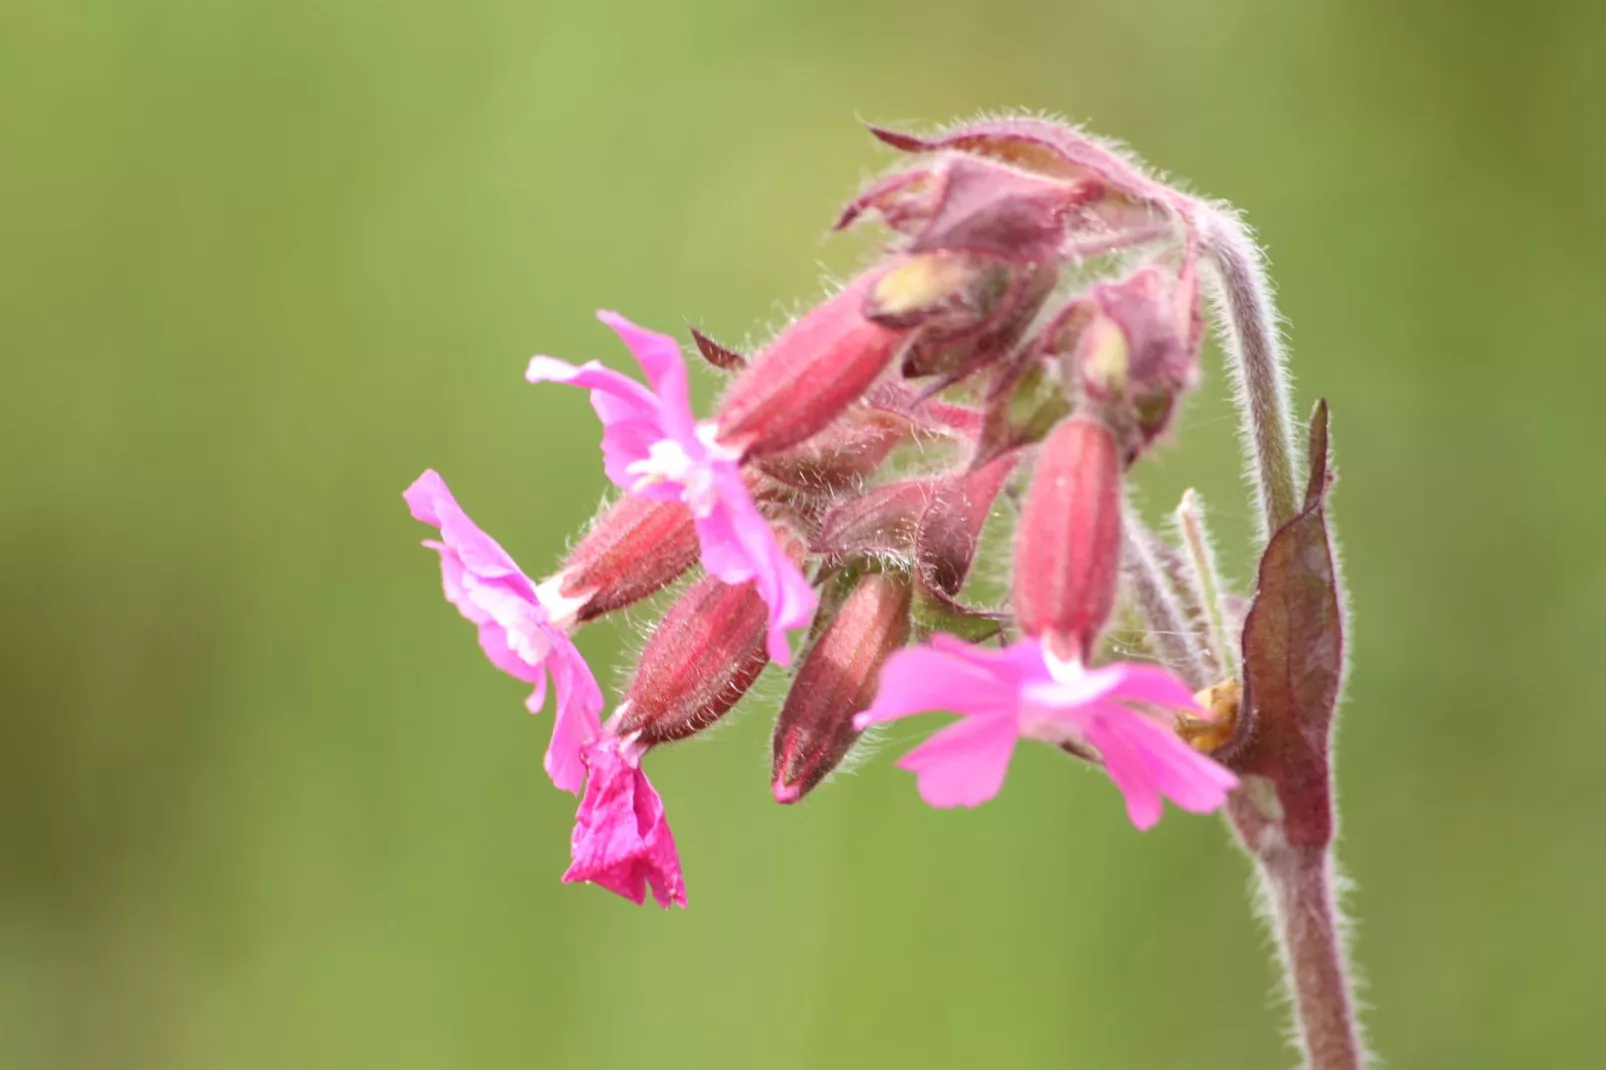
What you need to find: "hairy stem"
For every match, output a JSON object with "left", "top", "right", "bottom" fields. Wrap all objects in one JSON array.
[
  {"left": 1197, "top": 206, "right": 1301, "bottom": 539},
  {"left": 1120, "top": 516, "right": 1211, "bottom": 689},
  {"left": 1234, "top": 825, "right": 1368, "bottom": 1070},
  {"left": 1174, "top": 489, "right": 1236, "bottom": 678},
  {"left": 1195, "top": 208, "right": 1366, "bottom": 1065}
]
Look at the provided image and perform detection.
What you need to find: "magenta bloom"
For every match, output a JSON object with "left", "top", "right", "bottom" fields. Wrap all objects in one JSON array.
[
  {"left": 404, "top": 469, "right": 604, "bottom": 794},
  {"left": 527, "top": 312, "right": 816, "bottom": 665},
  {"left": 853, "top": 635, "right": 1239, "bottom": 828},
  {"left": 563, "top": 732, "right": 687, "bottom": 908}
]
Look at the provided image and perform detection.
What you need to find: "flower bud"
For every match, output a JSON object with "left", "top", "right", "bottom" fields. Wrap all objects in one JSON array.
[
  {"left": 814, "top": 479, "right": 932, "bottom": 558},
  {"left": 895, "top": 262, "right": 1057, "bottom": 388},
  {"left": 864, "top": 382, "right": 984, "bottom": 439},
  {"left": 970, "top": 356, "right": 1072, "bottom": 467},
  {"left": 864, "top": 251, "right": 1002, "bottom": 332},
  {"left": 613, "top": 574, "right": 770, "bottom": 745},
  {"left": 716, "top": 272, "right": 910, "bottom": 458},
  {"left": 865, "top": 118, "right": 1173, "bottom": 231},
  {"left": 772, "top": 571, "right": 913, "bottom": 803},
  {"left": 1066, "top": 305, "right": 1131, "bottom": 398},
  {"left": 841, "top": 153, "right": 1104, "bottom": 265},
  {"left": 558, "top": 497, "right": 700, "bottom": 623},
  {"left": 1080, "top": 263, "right": 1201, "bottom": 394},
  {"left": 917, "top": 451, "right": 1020, "bottom": 598},
  {"left": 834, "top": 166, "right": 942, "bottom": 235},
  {"left": 1034, "top": 261, "right": 1202, "bottom": 461},
  {"left": 754, "top": 411, "right": 909, "bottom": 495},
  {"left": 1013, "top": 414, "right": 1123, "bottom": 661}
]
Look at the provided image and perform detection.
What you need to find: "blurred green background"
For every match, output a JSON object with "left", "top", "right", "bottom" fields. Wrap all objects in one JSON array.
[{"left": 3, "top": 1, "right": 1603, "bottom": 1067}]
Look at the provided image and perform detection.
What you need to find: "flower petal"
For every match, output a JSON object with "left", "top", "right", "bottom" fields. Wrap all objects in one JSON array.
[
  {"left": 406, "top": 472, "right": 543, "bottom": 684},
  {"left": 405, "top": 470, "right": 536, "bottom": 599},
  {"left": 854, "top": 641, "right": 1019, "bottom": 730},
  {"left": 893, "top": 712, "right": 1020, "bottom": 808},
  {"left": 596, "top": 311, "right": 696, "bottom": 444},
  {"left": 542, "top": 635, "right": 605, "bottom": 794},
  {"left": 1083, "top": 704, "right": 1237, "bottom": 827},
  {"left": 1088, "top": 719, "right": 1165, "bottom": 830},
  {"left": 1098, "top": 704, "right": 1239, "bottom": 811},
  {"left": 563, "top": 738, "right": 688, "bottom": 908},
  {"left": 525, "top": 356, "right": 665, "bottom": 489},
  {"left": 1102, "top": 661, "right": 1210, "bottom": 715},
  {"left": 475, "top": 620, "right": 544, "bottom": 685},
  {"left": 406, "top": 469, "right": 606, "bottom": 794},
  {"left": 695, "top": 467, "right": 815, "bottom": 666},
  {"left": 932, "top": 631, "right": 1057, "bottom": 684}
]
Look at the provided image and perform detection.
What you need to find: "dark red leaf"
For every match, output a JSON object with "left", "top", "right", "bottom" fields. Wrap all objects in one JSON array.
[{"left": 1223, "top": 400, "right": 1343, "bottom": 850}]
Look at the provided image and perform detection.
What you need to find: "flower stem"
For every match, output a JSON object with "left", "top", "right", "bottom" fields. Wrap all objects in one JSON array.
[
  {"left": 1230, "top": 818, "right": 1368, "bottom": 1070},
  {"left": 1197, "top": 206, "right": 1301, "bottom": 539},
  {"left": 1196, "top": 208, "right": 1367, "bottom": 1066},
  {"left": 1120, "top": 515, "right": 1211, "bottom": 690},
  {"left": 1173, "top": 489, "right": 1236, "bottom": 678}
]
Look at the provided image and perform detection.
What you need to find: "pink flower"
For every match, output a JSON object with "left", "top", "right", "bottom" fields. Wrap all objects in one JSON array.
[
  {"left": 527, "top": 312, "right": 816, "bottom": 666},
  {"left": 404, "top": 469, "right": 604, "bottom": 794},
  {"left": 563, "top": 732, "right": 687, "bottom": 908},
  {"left": 853, "top": 635, "right": 1239, "bottom": 829}
]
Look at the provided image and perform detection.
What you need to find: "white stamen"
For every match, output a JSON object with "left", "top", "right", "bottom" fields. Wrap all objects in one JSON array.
[{"left": 534, "top": 573, "right": 590, "bottom": 633}]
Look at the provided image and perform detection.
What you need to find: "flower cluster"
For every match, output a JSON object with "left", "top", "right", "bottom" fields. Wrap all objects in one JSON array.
[{"left": 405, "top": 117, "right": 1246, "bottom": 908}]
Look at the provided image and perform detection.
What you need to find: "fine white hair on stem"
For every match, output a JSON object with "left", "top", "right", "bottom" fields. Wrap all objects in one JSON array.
[
  {"left": 1246, "top": 840, "right": 1373, "bottom": 1069},
  {"left": 1196, "top": 201, "right": 1301, "bottom": 543}
]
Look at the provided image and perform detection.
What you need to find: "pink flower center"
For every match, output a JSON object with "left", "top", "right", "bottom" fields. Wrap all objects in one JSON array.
[
  {"left": 1017, "top": 650, "right": 1117, "bottom": 747},
  {"left": 622, "top": 423, "right": 736, "bottom": 517}
]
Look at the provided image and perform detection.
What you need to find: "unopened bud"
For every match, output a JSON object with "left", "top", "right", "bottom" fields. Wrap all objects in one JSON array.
[
  {"left": 843, "top": 152, "right": 1105, "bottom": 265},
  {"left": 1084, "top": 264, "right": 1200, "bottom": 390},
  {"left": 864, "top": 382, "right": 985, "bottom": 439},
  {"left": 755, "top": 411, "right": 909, "bottom": 495},
  {"left": 897, "top": 262, "right": 1058, "bottom": 388},
  {"left": 1075, "top": 310, "right": 1131, "bottom": 398},
  {"left": 560, "top": 497, "right": 700, "bottom": 623},
  {"left": 865, "top": 118, "right": 1173, "bottom": 230},
  {"left": 1035, "top": 262, "right": 1202, "bottom": 459},
  {"left": 772, "top": 571, "right": 913, "bottom": 802},
  {"left": 917, "top": 451, "right": 1020, "bottom": 597},
  {"left": 715, "top": 272, "right": 909, "bottom": 458},
  {"left": 834, "top": 167, "right": 942, "bottom": 234},
  {"left": 865, "top": 251, "right": 999, "bottom": 330},
  {"left": 613, "top": 574, "right": 770, "bottom": 745},
  {"left": 1090, "top": 264, "right": 1200, "bottom": 455},
  {"left": 814, "top": 479, "right": 933, "bottom": 558},
  {"left": 1013, "top": 414, "right": 1123, "bottom": 661},
  {"left": 971, "top": 357, "right": 1072, "bottom": 466}
]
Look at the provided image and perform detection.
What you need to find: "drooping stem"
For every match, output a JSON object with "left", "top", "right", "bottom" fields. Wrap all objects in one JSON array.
[
  {"left": 1195, "top": 210, "right": 1367, "bottom": 1065},
  {"left": 1197, "top": 205, "right": 1301, "bottom": 539},
  {"left": 1232, "top": 822, "right": 1368, "bottom": 1070}
]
